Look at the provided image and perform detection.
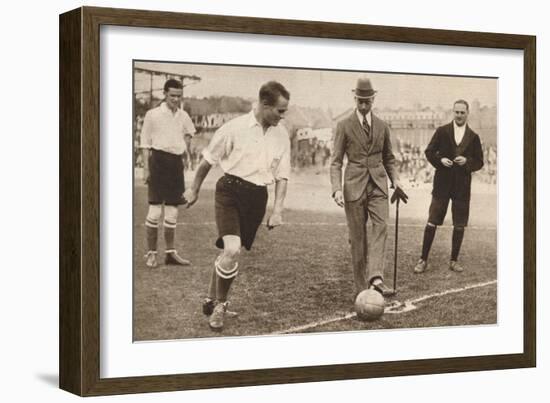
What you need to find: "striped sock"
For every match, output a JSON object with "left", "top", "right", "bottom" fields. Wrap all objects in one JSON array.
[
  {"left": 215, "top": 255, "right": 238, "bottom": 302},
  {"left": 145, "top": 219, "right": 158, "bottom": 252}
]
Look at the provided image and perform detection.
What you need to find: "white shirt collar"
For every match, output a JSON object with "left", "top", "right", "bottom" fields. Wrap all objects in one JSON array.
[
  {"left": 356, "top": 109, "right": 372, "bottom": 126},
  {"left": 248, "top": 109, "right": 262, "bottom": 128},
  {"left": 453, "top": 120, "right": 466, "bottom": 132},
  {"left": 453, "top": 121, "right": 467, "bottom": 145},
  {"left": 160, "top": 102, "right": 181, "bottom": 116}
]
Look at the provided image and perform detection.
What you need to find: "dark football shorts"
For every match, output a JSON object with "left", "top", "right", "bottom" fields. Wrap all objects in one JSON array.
[
  {"left": 428, "top": 196, "right": 470, "bottom": 227},
  {"left": 214, "top": 174, "right": 268, "bottom": 251},
  {"left": 148, "top": 148, "right": 185, "bottom": 206}
]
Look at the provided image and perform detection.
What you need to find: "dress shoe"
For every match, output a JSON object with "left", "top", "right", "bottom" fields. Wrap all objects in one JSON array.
[{"left": 371, "top": 281, "right": 395, "bottom": 297}]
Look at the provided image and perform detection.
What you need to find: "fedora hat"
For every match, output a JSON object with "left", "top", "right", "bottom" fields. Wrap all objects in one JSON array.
[{"left": 353, "top": 77, "right": 377, "bottom": 98}]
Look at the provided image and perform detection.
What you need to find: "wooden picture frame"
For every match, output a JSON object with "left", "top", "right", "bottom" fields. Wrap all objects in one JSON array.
[{"left": 59, "top": 6, "right": 536, "bottom": 396}]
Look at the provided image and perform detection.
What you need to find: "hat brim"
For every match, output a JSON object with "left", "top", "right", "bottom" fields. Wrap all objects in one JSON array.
[{"left": 353, "top": 89, "right": 377, "bottom": 99}]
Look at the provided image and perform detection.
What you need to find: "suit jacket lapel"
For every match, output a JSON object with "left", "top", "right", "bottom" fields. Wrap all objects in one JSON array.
[
  {"left": 348, "top": 113, "right": 369, "bottom": 152},
  {"left": 456, "top": 125, "right": 475, "bottom": 155},
  {"left": 448, "top": 123, "right": 456, "bottom": 147},
  {"left": 369, "top": 114, "right": 381, "bottom": 154}
]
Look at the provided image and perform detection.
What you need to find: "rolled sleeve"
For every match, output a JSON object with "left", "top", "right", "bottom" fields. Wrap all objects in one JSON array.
[
  {"left": 182, "top": 112, "right": 196, "bottom": 136},
  {"left": 203, "top": 125, "right": 230, "bottom": 166},
  {"left": 139, "top": 111, "right": 153, "bottom": 149},
  {"left": 274, "top": 137, "right": 291, "bottom": 181},
  {"left": 201, "top": 148, "right": 216, "bottom": 166}
]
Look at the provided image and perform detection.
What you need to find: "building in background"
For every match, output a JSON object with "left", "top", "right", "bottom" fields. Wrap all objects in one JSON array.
[{"left": 332, "top": 101, "right": 497, "bottom": 186}]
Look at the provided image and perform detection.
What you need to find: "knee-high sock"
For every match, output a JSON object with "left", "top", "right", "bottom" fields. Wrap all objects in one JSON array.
[
  {"left": 164, "top": 206, "right": 178, "bottom": 251},
  {"left": 146, "top": 226, "right": 158, "bottom": 252},
  {"left": 451, "top": 227, "right": 465, "bottom": 261},
  {"left": 216, "top": 277, "right": 234, "bottom": 303},
  {"left": 421, "top": 224, "right": 437, "bottom": 261},
  {"left": 207, "top": 266, "right": 217, "bottom": 299},
  {"left": 164, "top": 225, "right": 175, "bottom": 250},
  {"left": 215, "top": 255, "right": 238, "bottom": 302},
  {"left": 145, "top": 205, "right": 161, "bottom": 252}
]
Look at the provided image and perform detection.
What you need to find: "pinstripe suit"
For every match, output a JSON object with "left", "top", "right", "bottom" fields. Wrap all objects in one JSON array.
[{"left": 330, "top": 111, "right": 400, "bottom": 292}]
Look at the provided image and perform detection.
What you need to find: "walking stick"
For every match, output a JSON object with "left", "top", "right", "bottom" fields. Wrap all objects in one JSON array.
[{"left": 393, "top": 198, "right": 400, "bottom": 294}]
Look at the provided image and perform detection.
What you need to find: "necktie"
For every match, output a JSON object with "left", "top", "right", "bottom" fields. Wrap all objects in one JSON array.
[{"left": 362, "top": 116, "right": 370, "bottom": 137}]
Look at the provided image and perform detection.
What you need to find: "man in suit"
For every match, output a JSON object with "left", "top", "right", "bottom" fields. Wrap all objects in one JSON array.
[
  {"left": 413, "top": 99, "right": 484, "bottom": 274},
  {"left": 330, "top": 77, "right": 408, "bottom": 298}
]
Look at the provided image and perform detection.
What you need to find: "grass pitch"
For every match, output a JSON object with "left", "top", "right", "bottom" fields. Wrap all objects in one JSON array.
[{"left": 133, "top": 177, "right": 497, "bottom": 341}]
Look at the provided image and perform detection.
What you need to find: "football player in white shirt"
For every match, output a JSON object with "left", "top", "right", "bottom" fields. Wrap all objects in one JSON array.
[
  {"left": 140, "top": 79, "right": 196, "bottom": 268},
  {"left": 184, "top": 81, "right": 291, "bottom": 331}
]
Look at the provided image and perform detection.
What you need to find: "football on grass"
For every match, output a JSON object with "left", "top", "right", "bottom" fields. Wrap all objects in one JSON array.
[{"left": 355, "top": 289, "right": 385, "bottom": 321}]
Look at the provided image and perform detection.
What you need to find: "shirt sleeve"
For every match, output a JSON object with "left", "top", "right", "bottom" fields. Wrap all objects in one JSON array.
[
  {"left": 139, "top": 110, "right": 153, "bottom": 149},
  {"left": 181, "top": 111, "right": 196, "bottom": 136},
  {"left": 202, "top": 124, "right": 231, "bottom": 166},
  {"left": 274, "top": 129, "right": 291, "bottom": 181}
]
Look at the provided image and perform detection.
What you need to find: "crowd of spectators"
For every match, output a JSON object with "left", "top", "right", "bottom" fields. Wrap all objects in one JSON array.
[
  {"left": 293, "top": 138, "right": 331, "bottom": 170},
  {"left": 134, "top": 113, "right": 497, "bottom": 185},
  {"left": 394, "top": 140, "right": 497, "bottom": 187},
  {"left": 394, "top": 142, "right": 433, "bottom": 187}
]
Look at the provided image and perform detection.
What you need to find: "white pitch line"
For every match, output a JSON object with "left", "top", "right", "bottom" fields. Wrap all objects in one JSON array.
[
  {"left": 271, "top": 312, "right": 357, "bottom": 335},
  {"left": 272, "top": 279, "right": 497, "bottom": 335},
  {"left": 406, "top": 279, "right": 497, "bottom": 305}
]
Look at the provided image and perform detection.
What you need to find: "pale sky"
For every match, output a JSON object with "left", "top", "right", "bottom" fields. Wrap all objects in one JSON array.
[{"left": 135, "top": 61, "right": 497, "bottom": 115}]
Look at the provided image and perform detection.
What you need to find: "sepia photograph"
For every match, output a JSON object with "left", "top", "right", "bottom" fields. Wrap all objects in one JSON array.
[
  {"left": 132, "top": 60, "right": 497, "bottom": 341},
  {"left": 57, "top": 5, "right": 536, "bottom": 396}
]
